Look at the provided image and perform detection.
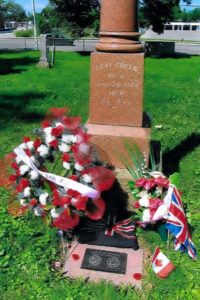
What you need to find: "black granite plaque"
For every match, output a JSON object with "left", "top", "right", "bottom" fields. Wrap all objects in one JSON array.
[{"left": 81, "top": 248, "right": 127, "bottom": 274}]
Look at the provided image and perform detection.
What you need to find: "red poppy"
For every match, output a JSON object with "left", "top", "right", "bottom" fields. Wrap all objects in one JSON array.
[
  {"left": 133, "top": 201, "right": 141, "bottom": 209},
  {"left": 41, "top": 120, "right": 51, "bottom": 128},
  {"left": 86, "top": 197, "right": 105, "bottom": 220},
  {"left": 60, "top": 196, "right": 71, "bottom": 207},
  {"left": 51, "top": 126, "right": 64, "bottom": 137},
  {"left": 23, "top": 136, "right": 31, "bottom": 143},
  {"left": 144, "top": 178, "right": 156, "bottom": 191},
  {"left": 49, "top": 140, "right": 58, "bottom": 149},
  {"left": 72, "top": 253, "right": 80, "bottom": 261},
  {"left": 149, "top": 198, "right": 162, "bottom": 210},
  {"left": 133, "top": 273, "right": 143, "bottom": 280},
  {"left": 69, "top": 175, "right": 78, "bottom": 182},
  {"left": 62, "top": 153, "right": 70, "bottom": 162},
  {"left": 52, "top": 209, "right": 80, "bottom": 230},
  {"left": 68, "top": 189, "right": 80, "bottom": 198}
]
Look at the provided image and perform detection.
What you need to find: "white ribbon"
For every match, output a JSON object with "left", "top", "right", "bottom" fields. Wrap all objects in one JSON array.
[{"left": 14, "top": 147, "right": 99, "bottom": 199}]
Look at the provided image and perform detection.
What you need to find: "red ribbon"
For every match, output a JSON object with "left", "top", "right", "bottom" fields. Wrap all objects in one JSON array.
[{"left": 105, "top": 218, "right": 136, "bottom": 240}]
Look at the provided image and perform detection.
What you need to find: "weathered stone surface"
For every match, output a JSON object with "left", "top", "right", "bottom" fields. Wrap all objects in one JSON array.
[
  {"left": 96, "top": 0, "right": 142, "bottom": 53},
  {"left": 87, "top": 124, "right": 150, "bottom": 168},
  {"left": 89, "top": 52, "right": 144, "bottom": 127},
  {"left": 63, "top": 242, "right": 143, "bottom": 288}
]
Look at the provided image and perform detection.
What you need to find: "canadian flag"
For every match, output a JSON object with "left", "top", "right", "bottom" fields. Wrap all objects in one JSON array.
[{"left": 152, "top": 247, "right": 175, "bottom": 278}]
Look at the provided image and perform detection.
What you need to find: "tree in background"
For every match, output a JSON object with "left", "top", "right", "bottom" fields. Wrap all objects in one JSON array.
[
  {"left": 47, "top": 0, "right": 194, "bottom": 36},
  {"left": 0, "top": 0, "right": 26, "bottom": 29},
  {"left": 37, "top": 5, "right": 62, "bottom": 34},
  {"left": 49, "top": 0, "right": 100, "bottom": 37}
]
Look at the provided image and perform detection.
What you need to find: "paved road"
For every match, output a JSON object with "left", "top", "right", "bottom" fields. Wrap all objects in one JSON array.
[{"left": 0, "top": 35, "right": 200, "bottom": 55}]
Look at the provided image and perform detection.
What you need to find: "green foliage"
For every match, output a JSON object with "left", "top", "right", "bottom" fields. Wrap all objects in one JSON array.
[
  {"left": 0, "top": 51, "right": 200, "bottom": 299},
  {"left": 15, "top": 29, "right": 34, "bottom": 37}
]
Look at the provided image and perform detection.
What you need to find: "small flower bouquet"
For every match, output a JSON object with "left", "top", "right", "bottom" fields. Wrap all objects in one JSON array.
[{"left": 3, "top": 108, "right": 115, "bottom": 231}]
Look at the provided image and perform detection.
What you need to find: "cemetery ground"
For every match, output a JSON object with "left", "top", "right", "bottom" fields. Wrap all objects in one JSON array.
[{"left": 0, "top": 51, "right": 200, "bottom": 300}]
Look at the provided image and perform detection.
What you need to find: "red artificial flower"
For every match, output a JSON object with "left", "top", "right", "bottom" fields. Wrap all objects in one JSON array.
[
  {"left": 34, "top": 138, "right": 42, "bottom": 149},
  {"left": 53, "top": 189, "right": 60, "bottom": 205},
  {"left": 149, "top": 198, "right": 162, "bottom": 210},
  {"left": 29, "top": 198, "right": 37, "bottom": 206},
  {"left": 41, "top": 120, "right": 51, "bottom": 128},
  {"left": 9, "top": 174, "right": 18, "bottom": 183},
  {"left": 72, "top": 253, "right": 80, "bottom": 261},
  {"left": 52, "top": 209, "right": 80, "bottom": 230},
  {"left": 23, "top": 136, "right": 31, "bottom": 143},
  {"left": 73, "top": 195, "right": 88, "bottom": 211},
  {"left": 86, "top": 197, "right": 105, "bottom": 220},
  {"left": 16, "top": 178, "right": 30, "bottom": 192},
  {"left": 135, "top": 178, "right": 147, "bottom": 188},
  {"left": 49, "top": 140, "right": 58, "bottom": 149},
  {"left": 62, "top": 115, "right": 81, "bottom": 130},
  {"left": 49, "top": 107, "right": 69, "bottom": 118},
  {"left": 62, "top": 153, "right": 70, "bottom": 162},
  {"left": 144, "top": 178, "right": 156, "bottom": 191},
  {"left": 11, "top": 162, "right": 19, "bottom": 170},
  {"left": 24, "top": 149, "right": 31, "bottom": 157},
  {"left": 86, "top": 167, "right": 115, "bottom": 192},
  {"left": 155, "top": 176, "right": 170, "bottom": 189},
  {"left": 68, "top": 189, "right": 80, "bottom": 198},
  {"left": 133, "top": 201, "right": 141, "bottom": 209},
  {"left": 51, "top": 126, "right": 64, "bottom": 137},
  {"left": 133, "top": 273, "right": 143, "bottom": 280},
  {"left": 69, "top": 175, "right": 78, "bottom": 182},
  {"left": 60, "top": 196, "right": 71, "bottom": 207}
]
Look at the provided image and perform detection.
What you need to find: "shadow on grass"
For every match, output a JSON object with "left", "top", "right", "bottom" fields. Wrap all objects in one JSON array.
[
  {"left": 0, "top": 92, "right": 46, "bottom": 127},
  {"left": 0, "top": 55, "right": 38, "bottom": 75},
  {"left": 162, "top": 133, "right": 200, "bottom": 175}
]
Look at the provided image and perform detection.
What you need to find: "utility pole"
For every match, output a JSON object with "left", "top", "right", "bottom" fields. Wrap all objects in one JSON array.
[{"left": 32, "top": 0, "right": 38, "bottom": 49}]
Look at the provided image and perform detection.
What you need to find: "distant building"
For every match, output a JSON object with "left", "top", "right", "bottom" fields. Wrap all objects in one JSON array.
[
  {"left": 4, "top": 21, "right": 33, "bottom": 30},
  {"left": 164, "top": 22, "right": 200, "bottom": 31}
]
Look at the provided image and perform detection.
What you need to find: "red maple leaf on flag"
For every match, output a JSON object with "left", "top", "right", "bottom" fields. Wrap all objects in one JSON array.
[{"left": 155, "top": 259, "right": 163, "bottom": 267}]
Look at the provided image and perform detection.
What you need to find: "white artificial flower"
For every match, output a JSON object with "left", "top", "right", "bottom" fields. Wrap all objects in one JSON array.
[
  {"left": 39, "top": 193, "right": 49, "bottom": 205},
  {"left": 15, "top": 156, "right": 22, "bottom": 164},
  {"left": 70, "top": 135, "right": 77, "bottom": 143},
  {"left": 45, "top": 134, "right": 55, "bottom": 145},
  {"left": 63, "top": 162, "right": 71, "bottom": 170},
  {"left": 82, "top": 174, "right": 92, "bottom": 183},
  {"left": 79, "top": 143, "right": 90, "bottom": 154},
  {"left": 23, "top": 187, "right": 31, "bottom": 197},
  {"left": 43, "top": 127, "right": 52, "bottom": 135},
  {"left": 30, "top": 170, "right": 39, "bottom": 180},
  {"left": 142, "top": 209, "right": 151, "bottom": 223},
  {"left": 27, "top": 141, "right": 34, "bottom": 150},
  {"left": 19, "top": 164, "right": 30, "bottom": 175},
  {"left": 62, "top": 134, "right": 73, "bottom": 144},
  {"left": 74, "top": 162, "right": 84, "bottom": 172},
  {"left": 37, "top": 145, "right": 49, "bottom": 157},
  {"left": 149, "top": 171, "right": 165, "bottom": 178},
  {"left": 58, "top": 143, "right": 70, "bottom": 153},
  {"left": 71, "top": 198, "right": 77, "bottom": 206},
  {"left": 50, "top": 208, "right": 60, "bottom": 219},
  {"left": 55, "top": 122, "right": 64, "bottom": 127},
  {"left": 20, "top": 199, "right": 27, "bottom": 206},
  {"left": 139, "top": 194, "right": 150, "bottom": 207},
  {"left": 34, "top": 207, "right": 43, "bottom": 217}
]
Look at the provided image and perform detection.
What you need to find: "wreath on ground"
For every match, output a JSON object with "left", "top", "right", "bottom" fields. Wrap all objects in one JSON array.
[{"left": 6, "top": 107, "right": 115, "bottom": 230}]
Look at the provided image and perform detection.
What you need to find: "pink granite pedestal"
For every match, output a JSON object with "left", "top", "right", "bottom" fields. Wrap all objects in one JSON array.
[{"left": 63, "top": 241, "right": 143, "bottom": 288}]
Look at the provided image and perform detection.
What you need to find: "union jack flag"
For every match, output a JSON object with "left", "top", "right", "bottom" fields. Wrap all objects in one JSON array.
[{"left": 165, "top": 186, "right": 197, "bottom": 259}]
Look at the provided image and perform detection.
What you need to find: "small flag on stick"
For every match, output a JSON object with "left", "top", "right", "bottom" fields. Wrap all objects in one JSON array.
[{"left": 152, "top": 247, "right": 175, "bottom": 278}]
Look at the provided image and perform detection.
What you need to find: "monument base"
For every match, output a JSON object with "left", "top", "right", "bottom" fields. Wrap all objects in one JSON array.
[
  {"left": 38, "top": 61, "right": 50, "bottom": 68},
  {"left": 87, "top": 123, "right": 151, "bottom": 169}
]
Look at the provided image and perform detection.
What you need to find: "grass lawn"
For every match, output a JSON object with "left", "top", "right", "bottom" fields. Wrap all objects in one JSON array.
[{"left": 0, "top": 51, "right": 200, "bottom": 299}]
